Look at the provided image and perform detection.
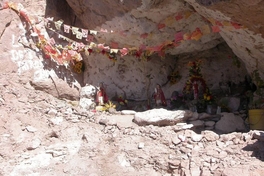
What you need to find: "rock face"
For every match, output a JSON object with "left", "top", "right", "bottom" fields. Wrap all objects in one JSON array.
[
  {"left": 1, "top": 0, "right": 264, "bottom": 101},
  {"left": 133, "top": 109, "right": 193, "bottom": 126}
]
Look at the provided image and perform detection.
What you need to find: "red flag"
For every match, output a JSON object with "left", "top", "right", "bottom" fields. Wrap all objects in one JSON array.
[
  {"left": 212, "top": 26, "right": 221, "bottom": 33},
  {"left": 110, "top": 41, "right": 119, "bottom": 49},
  {"left": 158, "top": 23, "right": 166, "bottom": 29},
  {"left": 175, "top": 14, "right": 183, "bottom": 21},
  {"left": 231, "top": 22, "right": 241, "bottom": 29},
  {"left": 140, "top": 33, "right": 148, "bottom": 39},
  {"left": 215, "top": 21, "right": 223, "bottom": 27}
]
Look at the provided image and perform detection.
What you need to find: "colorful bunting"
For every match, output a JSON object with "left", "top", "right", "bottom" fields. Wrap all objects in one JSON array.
[
  {"left": 3, "top": 1, "right": 246, "bottom": 67},
  {"left": 211, "top": 26, "right": 221, "bottom": 33}
]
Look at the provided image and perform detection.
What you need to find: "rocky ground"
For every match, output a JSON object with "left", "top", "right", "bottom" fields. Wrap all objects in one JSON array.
[{"left": 1, "top": 71, "right": 264, "bottom": 176}]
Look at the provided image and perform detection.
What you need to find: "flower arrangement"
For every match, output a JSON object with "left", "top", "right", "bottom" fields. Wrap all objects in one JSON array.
[{"left": 183, "top": 59, "right": 210, "bottom": 97}]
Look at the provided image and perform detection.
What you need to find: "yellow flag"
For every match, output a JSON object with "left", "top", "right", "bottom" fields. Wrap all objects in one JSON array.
[
  {"left": 184, "top": 11, "right": 192, "bottom": 19},
  {"left": 165, "top": 16, "right": 174, "bottom": 27},
  {"left": 201, "top": 25, "right": 211, "bottom": 35}
]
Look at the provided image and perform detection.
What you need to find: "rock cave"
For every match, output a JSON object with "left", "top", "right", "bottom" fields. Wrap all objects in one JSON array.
[{"left": 1, "top": 0, "right": 264, "bottom": 175}]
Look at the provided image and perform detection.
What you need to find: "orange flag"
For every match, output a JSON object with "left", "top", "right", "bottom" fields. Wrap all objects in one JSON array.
[
  {"left": 191, "top": 28, "right": 202, "bottom": 41},
  {"left": 183, "top": 33, "right": 191, "bottom": 40}
]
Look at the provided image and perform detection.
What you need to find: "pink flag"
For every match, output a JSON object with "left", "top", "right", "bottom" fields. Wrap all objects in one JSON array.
[
  {"left": 49, "top": 38, "right": 56, "bottom": 45},
  {"left": 120, "top": 48, "right": 128, "bottom": 57},
  {"left": 100, "top": 28, "right": 108, "bottom": 33},
  {"left": 175, "top": 32, "right": 183, "bottom": 42},
  {"left": 98, "top": 43, "right": 110, "bottom": 50}
]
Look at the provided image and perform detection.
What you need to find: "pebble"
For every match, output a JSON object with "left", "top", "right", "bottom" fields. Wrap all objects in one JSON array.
[
  {"left": 138, "top": 142, "right": 144, "bottom": 149},
  {"left": 26, "top": 125, "right": 38, "bottom": 133}
]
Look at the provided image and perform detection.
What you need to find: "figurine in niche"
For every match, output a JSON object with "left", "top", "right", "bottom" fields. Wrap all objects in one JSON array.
[
  {"left": 96, "top": 82, "right": 108, "bottom": 105},
  {"left": 153, "top": 84, "right": 167, "bottom": 107},
  {"left": 193, "top": 81, "right": 199, "bottom": 100}
]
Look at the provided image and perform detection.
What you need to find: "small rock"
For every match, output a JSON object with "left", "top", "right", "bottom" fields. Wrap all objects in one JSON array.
[
  {"left": 138, "top": 142, "right": 144, "bottom": 149},
  {"left": 26, "top": 126, "right": 38, "bottom": 133},
  {"left": 49, "top": 116, "right": 63, "bottom": 125},
  {"left": 27, "top": 138, "right": 41, "bottom": 150},
  {"left": 121, "top": 110, "right": 136, "bottom": 115},
  {"left": 253, "top": 130, "right": 264, "bottom": 141},
  {"left": 202, "top": 130, "right": 219, "bottom": 141},
  {"left": 99, "top": 118, "right": 109, "bottom": 126},
  {"left": 189, "top": 112, "right": 199, "bottom": 121},
  {"left": 47, "top": 108, "right": 57, "bottom": 116},
  {"left": 204, "top": 121, "right": 215, "bottom": 127},
  {"left": 178, "top": 134, "right": 186, "bottom": 142},
  {"left": 172, "top": 137, "right": 181, "bottom": 145},
  {"left": 189, "top": 120, "right": 204, "bottom": 127},
  {"left": 191, "top": 134, "right": 203, "bottom": 142}
]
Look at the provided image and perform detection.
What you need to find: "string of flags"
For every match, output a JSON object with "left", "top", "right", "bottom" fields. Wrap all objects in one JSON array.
[{"left": 1, "top": 1, "right": 245, "bottom": 68}]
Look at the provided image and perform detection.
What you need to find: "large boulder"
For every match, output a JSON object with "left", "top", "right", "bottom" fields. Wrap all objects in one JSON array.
[
  {"left": 215, "top": 113, "right": 247, "bottom": 133},
  {"left": 79, "top": 84, "right": 97, "bottom": 109},
  {"left": 133, "top": 109, "right": 193, "bottom": 126}
]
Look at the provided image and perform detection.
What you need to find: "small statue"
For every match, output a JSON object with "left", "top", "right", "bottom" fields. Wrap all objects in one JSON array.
[
  {"left": 193, "top": 81, "right": 199, "bottom": 100},
  {"left": 153, "top": 84, "right": 167, "bottom": 107},
  {"left": 96, "top": 82, "right": 108, "bottom": 105}
]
